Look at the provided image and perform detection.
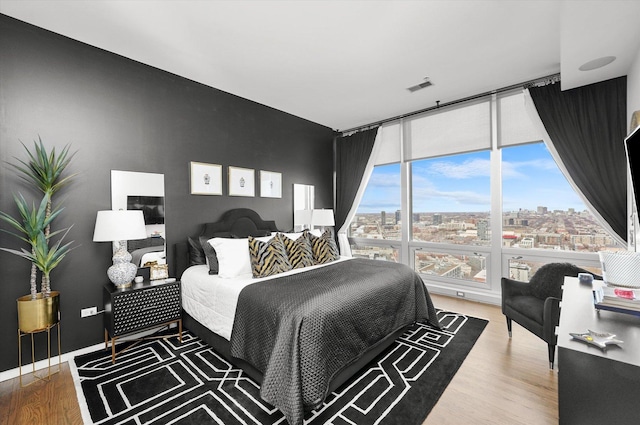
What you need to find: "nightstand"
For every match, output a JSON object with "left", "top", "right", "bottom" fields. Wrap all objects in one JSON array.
[{"left": 103, "top": 279, "right": 182, "bottom": 363}]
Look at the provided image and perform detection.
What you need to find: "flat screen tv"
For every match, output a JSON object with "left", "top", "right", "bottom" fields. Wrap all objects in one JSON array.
[
  {"left": 127, "top": 195, "right": 165, "bottom": 225},
  {"left": 626, "top": 125, "right": 640, "bottom": 246}
]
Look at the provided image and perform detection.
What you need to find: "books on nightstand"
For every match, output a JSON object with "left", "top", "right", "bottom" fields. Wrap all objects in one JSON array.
[{"left": 593, "top": 286, "right": 640, "bottom": 317}]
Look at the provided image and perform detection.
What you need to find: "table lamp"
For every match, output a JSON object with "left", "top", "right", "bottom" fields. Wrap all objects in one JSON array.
[
  {"left": 93, "top": 210, "right": 147, "bottom": 288},
  {"left": 294, "top": 209, "right": 312, "bottom": 231},
  {"left": 311, "top": 209, "right": 335, "bottom": 232}
]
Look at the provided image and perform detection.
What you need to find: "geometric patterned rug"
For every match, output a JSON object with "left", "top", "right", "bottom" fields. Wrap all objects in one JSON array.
[{"left": 71, "top": 311, "right": 487, "bottom": 425}]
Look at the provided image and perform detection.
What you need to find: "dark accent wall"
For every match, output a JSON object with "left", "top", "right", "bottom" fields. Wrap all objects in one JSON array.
[{"left": 0, "top": 15, "right": 334, "bottom": 372}]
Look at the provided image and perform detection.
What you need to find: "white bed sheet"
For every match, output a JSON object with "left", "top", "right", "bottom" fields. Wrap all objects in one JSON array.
[{"left": 181, "top": 257, "right": 351, "bottom": 340}]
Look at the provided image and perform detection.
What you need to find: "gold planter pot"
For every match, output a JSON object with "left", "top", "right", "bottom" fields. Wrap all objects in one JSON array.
[
  {"left": 17, "top": 291, "right": 61, "bottom": 387},
  {"left": 17, "top": 291, "right": 60, "bottom": 333}
]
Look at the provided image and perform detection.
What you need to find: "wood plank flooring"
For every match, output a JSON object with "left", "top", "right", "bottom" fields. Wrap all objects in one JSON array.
[
  {"left": 0, "top": 294, "right": 558, "bottom": 425},
  {"left": 424, "top": 295, "right": 557, "bottom": 425}
]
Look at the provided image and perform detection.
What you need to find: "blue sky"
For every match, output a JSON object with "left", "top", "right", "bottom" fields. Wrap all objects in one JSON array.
[{"left": 357, "top": 143, "right": 587, "bottom": 213}]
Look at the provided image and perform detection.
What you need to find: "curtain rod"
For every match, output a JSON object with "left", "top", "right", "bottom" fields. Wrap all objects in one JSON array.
[{"left": 339, "top": 73, "right": 561, "bottom": 135}]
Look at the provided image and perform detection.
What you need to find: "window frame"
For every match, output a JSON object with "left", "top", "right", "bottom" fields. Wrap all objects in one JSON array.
[{"left": 346, "top": 91, "right": 615, "bottom": 297}]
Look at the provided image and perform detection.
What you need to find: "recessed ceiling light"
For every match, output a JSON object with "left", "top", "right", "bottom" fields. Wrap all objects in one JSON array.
[{"left": 579, "top": 56, "right": 616, "bottom": 71}]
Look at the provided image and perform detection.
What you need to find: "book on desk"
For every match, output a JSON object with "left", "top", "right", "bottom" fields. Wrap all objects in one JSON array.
[{"left": 593, "top": 286, "right": 640, "bottom": 317}]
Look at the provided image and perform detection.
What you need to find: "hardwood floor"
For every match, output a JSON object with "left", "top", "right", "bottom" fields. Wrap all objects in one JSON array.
[
  {"left": 424, "top": 294, "right": 558, "bottom": 425},
  {"left": 0, "top": 362, "right": 81, "bottom": 425},
  {"left": 0, "top": 294, "right": 558, "bottom": 425}
]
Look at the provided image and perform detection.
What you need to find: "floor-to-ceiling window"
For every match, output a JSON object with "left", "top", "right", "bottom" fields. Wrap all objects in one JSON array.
[
  {"left": 411, "top": 150, "right": 491, "bottom": 287},
  {"left": 350, "top": 163, "right": 401, "bottom": 261},
  {"left": 502, "top": 142, "right": 615, "bottom": 280},
  {"left": 349, "top": 88, "right": 621, "bottom": 298}
]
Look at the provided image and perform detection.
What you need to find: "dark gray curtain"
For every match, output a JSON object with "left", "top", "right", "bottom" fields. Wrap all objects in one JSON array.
[
  {"left": 335, "top": 127, "right": 379, "bottom": 234},
  {"left": 529, "top": 76, "right": 627, "bottom": 242}
]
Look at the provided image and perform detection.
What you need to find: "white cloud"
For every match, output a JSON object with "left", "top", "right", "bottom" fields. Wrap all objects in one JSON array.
[
  {"left": 367, "top": 172, "right": 400, "bottom": 188},
  {"left": 419, "top": 158, "right": 491, "bottom": 179},
  {"left": 413, "top": 186, "right": 490, "bottom": 208},
  {"left": 502, "top": 158, "right": 559, "bottom": 179}
]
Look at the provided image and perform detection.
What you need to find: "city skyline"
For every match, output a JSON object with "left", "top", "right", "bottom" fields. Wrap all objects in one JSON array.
[{"left": 358, "top": 143, "right": 588, "bottom": 214}]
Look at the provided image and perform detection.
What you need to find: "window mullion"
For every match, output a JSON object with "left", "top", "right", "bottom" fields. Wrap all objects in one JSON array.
[
  {"left": 400, "top": 118, "right": 410, "bottom": 264},
  {"left": 490, "top": 93, "right": 502, "bottom": 291}
]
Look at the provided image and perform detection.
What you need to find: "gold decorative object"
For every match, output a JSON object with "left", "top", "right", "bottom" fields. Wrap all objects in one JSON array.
[
  {"left": 17, "top": 291, "right": 60, "bottom": 333},
  {"left": 150, "top": 264, "right": 169, "bottom": 280}
]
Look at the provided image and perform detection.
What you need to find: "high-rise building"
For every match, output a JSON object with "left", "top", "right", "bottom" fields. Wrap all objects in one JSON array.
[
  {"left": 537, "top": 206, "right": 548, "bottom": 214},
  {"left": 433, "top": 214, "right": 442, "bottom": 225},
  {"left": 381, "top": 211, "right": 386, "bottom": 225},
  {"left": 477, "top": 220, "right": 489, "bottom": 240},
  {"left": 395, "top": 210, "right": 401, "bottom": 224},
  {"left": 509, "top": 262, "right": 531, "bottom": 281}
]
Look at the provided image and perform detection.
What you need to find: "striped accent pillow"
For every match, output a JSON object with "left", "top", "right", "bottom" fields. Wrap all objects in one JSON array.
[
  {"left": 306, "top": 229, "right": 339, "bottom": 264},
  {"left": 280, "top": 232, "right": 314, "bottom": 269},
  {"left": 248, "top": 233, "right": 292, "bottom": 278}
]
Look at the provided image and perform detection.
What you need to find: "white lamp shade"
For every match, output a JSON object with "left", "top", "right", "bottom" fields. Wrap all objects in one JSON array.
[
  {"left": 93, "top": 210, "right": 148, "bottom": 242},
  {"left": 294, "top": 209, "right": 313, "bottom": 226},
  {"left": 311, "top": 209, "right": 335, "bottom": 227}
]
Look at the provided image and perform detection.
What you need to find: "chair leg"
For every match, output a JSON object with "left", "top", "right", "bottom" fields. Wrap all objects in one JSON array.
[
  {"left": 548, "top": 344, "right": 556, "bottom": 369},
  {"left": 506, "top": 317, "right": 512, "bottom": 338}
]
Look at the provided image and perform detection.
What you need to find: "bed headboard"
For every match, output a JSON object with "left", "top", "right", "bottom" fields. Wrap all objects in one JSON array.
[
  {"left": 201, "top": 208, "right": 278, "bottom": 237},
  {"left": 174, "top": 208, "right": 279, "bottom": 278}
]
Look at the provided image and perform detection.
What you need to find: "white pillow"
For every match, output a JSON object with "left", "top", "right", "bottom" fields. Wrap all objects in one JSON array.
[
  {"left": 281, "top": 230, "right": 322, "bottom": 240},
  {"left": 208, "top": 238, "right": 252, "bottom": 278},
  {"left": 256, "top": 234, "right": 274, "bottom": 242},
  {"left": 281, "top": 232, "right": 304, "bottom": 240}
]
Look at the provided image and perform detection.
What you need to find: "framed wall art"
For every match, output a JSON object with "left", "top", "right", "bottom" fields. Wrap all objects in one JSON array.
[
  {"left": 228, "top": 166, "right": 255, "bottom": 197},
  {"left": 190, "top": 162, "right": 222, "bottom": 195},
  {"left": 260, "top": 170, "right": 282, "bottom": 198}
]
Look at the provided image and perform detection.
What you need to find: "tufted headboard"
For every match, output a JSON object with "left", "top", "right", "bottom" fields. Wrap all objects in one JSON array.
[{"left": 174, "top": 208, "right": 279, "bottom": 278}]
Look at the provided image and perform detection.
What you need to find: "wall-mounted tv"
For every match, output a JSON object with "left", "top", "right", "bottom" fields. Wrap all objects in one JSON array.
[
  {"left": 625, "top": 124, "right": 640, "bottom": 249},
  {"left": 127, "top": 195, "right": 165, "bottom": 225},
  {"left": 626, "top": 125, "right": 640, "bottom": 209}
]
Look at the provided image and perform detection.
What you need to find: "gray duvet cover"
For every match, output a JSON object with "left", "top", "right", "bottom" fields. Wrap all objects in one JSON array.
[{"left": 229, "top": 258, "right": 441, "bottom": 425}]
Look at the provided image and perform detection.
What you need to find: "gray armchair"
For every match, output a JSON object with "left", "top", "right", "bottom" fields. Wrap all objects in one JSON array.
[{"left": 501, "top": 262, "right": 599, "bottom": 369}]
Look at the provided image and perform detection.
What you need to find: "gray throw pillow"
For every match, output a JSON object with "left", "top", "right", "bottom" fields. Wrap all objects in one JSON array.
[
  {"left": 188, "top": 237, "right": 206, "bottom": 267},
  {"left": 529, "top": 263, "right": 584, "bottom": 299},
  {"left": 198, "top": 232, "right": 235, "bottom": 275}
]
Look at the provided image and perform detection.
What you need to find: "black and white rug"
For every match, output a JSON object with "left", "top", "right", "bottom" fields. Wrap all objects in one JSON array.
[{"left": 71, "top": 311, "right": 487, "bottom": 425}]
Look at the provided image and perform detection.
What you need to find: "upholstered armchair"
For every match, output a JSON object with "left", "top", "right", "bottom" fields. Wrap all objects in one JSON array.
[{"left": 501, "top": 262, "right": 599, "bottom": 369}]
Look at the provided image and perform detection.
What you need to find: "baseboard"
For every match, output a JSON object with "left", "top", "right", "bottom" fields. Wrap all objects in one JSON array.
[
  {"left": 0, "top": 341, "right": 104, "bottom": 383},
  {"left": 0, "top": 324, "right": 178, "bottom": 383},
  {"left": 426, "top": 283, "right": 502, "bottom": 306}
]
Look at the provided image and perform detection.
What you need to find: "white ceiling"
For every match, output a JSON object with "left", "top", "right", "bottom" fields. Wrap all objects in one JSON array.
[{"left": 2, "top": 0, "right": 639, "bottom": 131}]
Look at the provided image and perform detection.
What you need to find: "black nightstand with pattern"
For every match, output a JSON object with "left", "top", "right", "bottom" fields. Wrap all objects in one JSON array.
[{"left": 103, "top": 279, "right": 182, "bottom": 363}]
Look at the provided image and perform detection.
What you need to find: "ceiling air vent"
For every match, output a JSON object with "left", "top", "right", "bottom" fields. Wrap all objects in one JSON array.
[{"left": 407, "top": 77, "right": 433, "bottom": 93}]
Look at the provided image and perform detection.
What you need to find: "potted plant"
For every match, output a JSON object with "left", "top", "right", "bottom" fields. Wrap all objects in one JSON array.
[{"left": 0, "top": 137, "right": 76, "bottom": 332}]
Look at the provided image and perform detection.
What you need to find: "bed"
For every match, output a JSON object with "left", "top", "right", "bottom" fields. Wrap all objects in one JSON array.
[
  {"left": 174, "top": 208, "right": 440, "bottom": 425},
  {"left": 128, "top": 236, "right": 165, "bottom": 267}
]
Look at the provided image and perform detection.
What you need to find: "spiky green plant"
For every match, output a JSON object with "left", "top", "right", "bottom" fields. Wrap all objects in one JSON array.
[
  {"left": 6, "top": 137, "right": 77, "bottom": 295},
  {"left": 11, "top": 136, "right": 77, "bottom": 201},
  {"left": 0, "top": 193, "right": 63, "bottom": 299},
  {"left": 1, "top": 228, "right": 75, "bottom": 297}
]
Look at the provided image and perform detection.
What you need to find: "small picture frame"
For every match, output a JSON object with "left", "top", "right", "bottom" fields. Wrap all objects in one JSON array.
[
  {"left": 190, "top": 162, "right": 222, "bottom": 195},
  {"left": 260, "top": 170, "right": 282, "bottom": 198},
  {"left": 228, "top": 166, "right": 255, "bottom": 197},
  {"left": 149, "top": 264, "right": 169, "bottom": 281}
]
